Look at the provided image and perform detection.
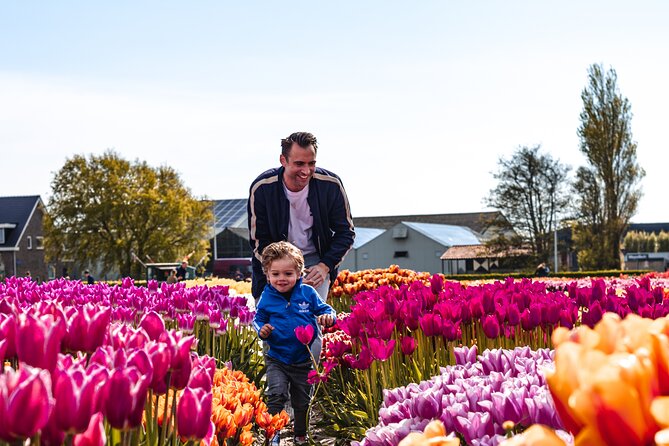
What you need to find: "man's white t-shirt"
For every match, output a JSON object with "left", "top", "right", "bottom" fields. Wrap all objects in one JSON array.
[{"left": 284, "top": 184, "right": 317, "bottom": 255}]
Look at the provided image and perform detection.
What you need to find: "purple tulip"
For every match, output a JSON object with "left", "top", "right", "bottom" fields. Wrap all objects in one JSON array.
[
  {"left": 177, "top": 387, "right": 213, "bottom": 440},
  {"left": 0, "top": 365, "right": 54, "bottom": 441},
  {"left": 419, "top": 313, "right": 442, "bottom": 337},
  {"left": 63, "top": 304, "right": 111, "bottom": 353}
]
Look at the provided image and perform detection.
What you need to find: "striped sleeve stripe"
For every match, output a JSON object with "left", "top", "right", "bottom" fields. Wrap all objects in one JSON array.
[{"left": 249, "top": 175, "right": 280, "bottom": 262}]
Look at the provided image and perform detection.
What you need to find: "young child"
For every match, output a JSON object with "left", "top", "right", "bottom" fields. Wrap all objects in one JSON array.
[{"left": 253, "top": 241, "right": 336, "bottom": 445}]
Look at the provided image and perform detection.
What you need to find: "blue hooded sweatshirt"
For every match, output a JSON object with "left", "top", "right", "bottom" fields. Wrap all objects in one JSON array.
[{"left": 253, "top": 278, "right": 336, "bottom": 365}]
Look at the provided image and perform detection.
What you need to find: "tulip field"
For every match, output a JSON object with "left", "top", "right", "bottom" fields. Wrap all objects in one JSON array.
[{"left": 2, "top": 268, "right": 669, "bottom": 446}]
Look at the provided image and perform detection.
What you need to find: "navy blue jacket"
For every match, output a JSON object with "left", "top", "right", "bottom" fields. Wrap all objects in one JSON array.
[
  {"left": 247, "top": 166, "right": 355, "bottom": 298},
  {"left": 253, "top": 279, "right": 337, "bottom": 364}
]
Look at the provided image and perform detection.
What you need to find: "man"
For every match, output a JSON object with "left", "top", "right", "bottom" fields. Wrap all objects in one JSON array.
[
  {"left": 175, "top": 261, "right": 188, "bottom": 281},
  {"left": 83, "top": 270, "right": 95, "bottom": 284},
  {"left": 248, "top": 131, "right": 355, "bottom": 301}
]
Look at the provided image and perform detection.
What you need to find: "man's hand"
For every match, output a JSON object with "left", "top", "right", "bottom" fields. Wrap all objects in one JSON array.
[
  {"left": 304, "top": 262, "right": 330, "bottom": 288},
  {"left": 317, "top": 314, "right": 334, "bottom": 327},
  {"left": 259, "top": 323, "right": 274, "bottom": 339}
]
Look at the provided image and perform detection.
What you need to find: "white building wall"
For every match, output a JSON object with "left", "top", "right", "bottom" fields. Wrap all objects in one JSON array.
[{"left": 351, "top": 223, "right": 447, "bottom": 274}]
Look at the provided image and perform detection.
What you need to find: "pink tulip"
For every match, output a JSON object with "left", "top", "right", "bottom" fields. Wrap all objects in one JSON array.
[
  {"left": 0, "top": 365, "right": 54, "bottom": 441},
  {"left": 144, "top": 341, "right": 172, "bottom": 394},
  {"left": 344, "top": 346, "right": 374, "bottom": 370},
  {"left": 73, "top": 412, "right": 106, "bottom": 446},
  {"left": 177, "top": 387, "right": 214, "bottom": 440},
  {"left": 16, "top": 312, "right": 66, "bottom": 372},
  {"left": 295, "top": 324, "right": 315, "bottom": 345},
  {"left": 160, "top": 330, "right": 196, "bottom": 390}
]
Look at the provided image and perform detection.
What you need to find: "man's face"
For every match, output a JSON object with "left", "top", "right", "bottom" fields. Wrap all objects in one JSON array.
[{"left": 280, "top": 143, "right": 316, "bottom": 192}]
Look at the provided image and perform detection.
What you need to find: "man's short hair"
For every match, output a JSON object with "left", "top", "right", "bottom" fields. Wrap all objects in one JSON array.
[
  {"left": 83, "top": 270, "right": 90, "bottom": 274},
  {"left": 261, "top": 241, "right": 305, "bottom": 275},
  {"left": 281, "top": 132, "right": 318, "bottom": 159}
]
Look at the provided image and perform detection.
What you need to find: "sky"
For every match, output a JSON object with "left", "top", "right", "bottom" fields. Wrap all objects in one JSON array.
[{"left": 2, "top": 1, "right": 668, "bottom": 223}]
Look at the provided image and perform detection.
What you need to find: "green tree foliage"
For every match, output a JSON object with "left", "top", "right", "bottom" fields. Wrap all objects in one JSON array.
[
  {"left": 44, "top": 151, "right": 213, "bottom": 278},
  {"left": 572, "top": 64, "right": 645, "bottom": 269},
  {"left": 658, "top": 231, "right": 669, "bottom": 252},
  {"left": 486, "top": 145, "right": 570, "bottom": 263}
]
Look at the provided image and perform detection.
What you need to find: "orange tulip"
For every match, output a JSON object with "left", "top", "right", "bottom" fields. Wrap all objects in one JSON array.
[
  {"left": 398, "top": 420, "right": 460, "bottom": 446},
  {"left": 499, "top": 425, "right": 567, "bottom": 446}
]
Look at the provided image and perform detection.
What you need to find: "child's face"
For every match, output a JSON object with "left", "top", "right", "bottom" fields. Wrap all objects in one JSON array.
[{"left": 267, "top": 257, "right": 300, "bottom": 293}]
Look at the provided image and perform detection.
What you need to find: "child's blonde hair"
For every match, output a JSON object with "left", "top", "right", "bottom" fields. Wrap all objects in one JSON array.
[{"left": 261, "top": 241, "right": 305, "bottom": 275}]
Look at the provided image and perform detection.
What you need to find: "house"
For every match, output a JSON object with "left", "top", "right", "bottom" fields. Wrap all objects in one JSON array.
[
  {"left": 0, "top": 195, "right": 48, "bottom": 280},
  {"left": 339, "top": 227, "right": 385, "bottom": 272},
  {"left": 209, "top": 199, "right": 252, "bottom": 278},
  {"left": 352, "top": 211, "right": 510, "bottom": 241},
  {"left": 349, "top": 221, "right": 482, "bottom": 274},
  {"left": 440, "top": 244, "right": 531, "bottom": 275}
]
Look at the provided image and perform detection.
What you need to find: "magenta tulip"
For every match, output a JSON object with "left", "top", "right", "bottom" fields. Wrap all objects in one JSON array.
[
  {"left": 177, "top": 387, "right": 213, "bottom": 440},
  {"left": 102, "top": 367, "right": 150, "bottom": 430},
  {"left": 73, "top": 412, "right": 106, "bottom": 446},
  {"left": 16, "top": 312, "right": 66, "bottom": 372},
  {"left": 63, "top": 305, "right": 111, "bottom": 353},
  {"left": 400, "top": 336, "right": 417, "bottom": 356},
  {"left": 0, "top": 365, "right": 54, "bottom": 441},
  {"left": 0, "top": 313, "right": 17, "bottom": 359},
  {"left": 481, "top": 314, "right": 500, "bottom": 339},
  {"left": 367, "top": 337, "right": 395, "bottom": 361},
  {"left": 139, "top": 311, "right": 166, "bottom": 341},
  {"left": 144, "top": 341, "right": 172, "bottom": 394},
  {"left": 295, "top": 324, "right": 315, "bottom": 345},
  {"left": 344, "top": 346, "right": 373, "bottom": 370},
  {"left": 53, "top": 363, "right": 107, "bottom": 433}
]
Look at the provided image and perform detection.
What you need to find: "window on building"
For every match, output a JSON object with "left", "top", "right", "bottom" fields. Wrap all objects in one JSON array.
[
  {"left": 36, "top": 236, "right": 44, "bottom": 250},
  {"left": 215, "top": 230, "right": 252, "bottom": 259},
  {"left": 0, "top": 229, "right": 4, "bottom": 244},
  {"left": 27, "top": 236, "right": 32, "bottom": 250},
  {"left": 394, "top": 251, "right": 409, "bottom": 258}
]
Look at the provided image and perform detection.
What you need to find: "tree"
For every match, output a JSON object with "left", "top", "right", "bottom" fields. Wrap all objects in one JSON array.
[
  {"left": 486, "top": 145, "right": 570, "bottom": 264},
  {"left": 572, "top": 64, "right": 645, "bottom": 269},
  {"left": 45, "top": 151, "right": 213, "bottom": 278}
]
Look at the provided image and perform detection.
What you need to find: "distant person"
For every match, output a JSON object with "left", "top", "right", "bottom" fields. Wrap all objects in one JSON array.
[
  {"left": 83, "top": 270, "right": 95, "bottom": 284},
  {"left": 247, "top": 131, "right": 355, "bottom": 302},
  {"left": 175, "top": 261, "right": 188, "bottom": 281},
  {"left": 25, "top": 271, "right": 32, "bottom": 280},
  {"left": 535, "top": 263, "right": 549, "bottom": 277},
  {"left": 253, "top": 241, "right": 336, "bottom": 445},
  {"left": 233, "top": 269, "right": 244, "bottom": 281},
  {"left": 166, "top": 269, "right": 178, "bottom": 284}
]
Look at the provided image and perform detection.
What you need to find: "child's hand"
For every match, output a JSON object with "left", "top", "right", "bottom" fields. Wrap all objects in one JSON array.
[
  {"left": 317, "top": 314, "right": 334, "bottom": 327},
  {"left": 259, "top": 323, "right": 274, "bottom": 339}
]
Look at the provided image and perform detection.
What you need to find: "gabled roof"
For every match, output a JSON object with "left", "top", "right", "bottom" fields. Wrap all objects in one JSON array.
[
  {"left": 627, "top": 223, "right": 669, "bottom": 235},
  {"left": 0, "top": 195, "right": 43, "bottom": 248},
  {"left": 353, "top": 211, "right": 505, "bottom": 234},
  {"left": 441, "top": 244, "right": 530, "bottom": 260},
  {"left": 402, "top": 222, "right": 481, "bottom": 247},
  {"left": 212, "top": 199, "right": 247, "bottom": 232},
  {"left": 352, "top": 227, "right": 384, "bottom": 249}
]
